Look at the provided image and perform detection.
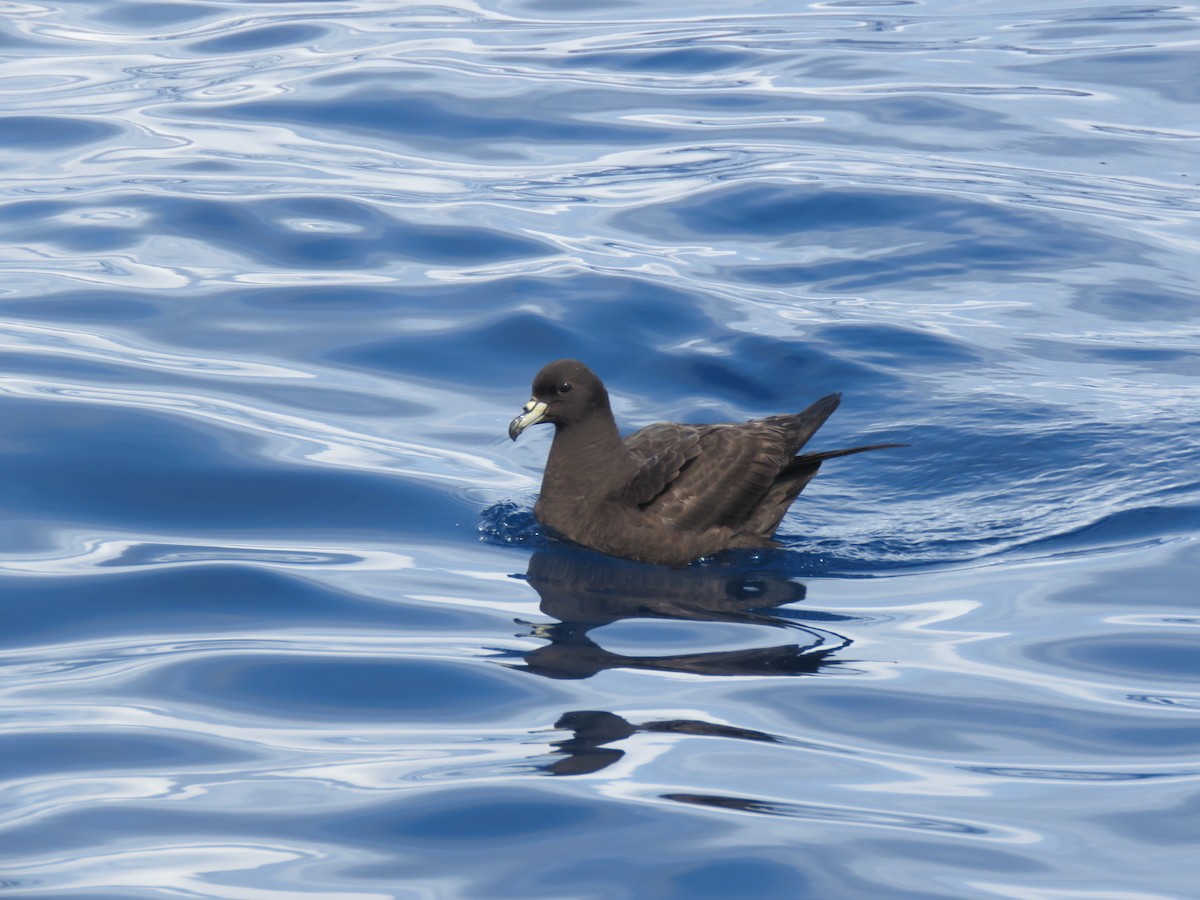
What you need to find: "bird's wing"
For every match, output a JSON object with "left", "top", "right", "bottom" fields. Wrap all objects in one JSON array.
[
  {"left": 661, "top": 421, "right": 795, "bottom": 531},
  {"left": 626, "top": 394, "right": 845, "bottom": 532},
  {"left": 618, "top": 423, "right": 703, "bottom": 507}
]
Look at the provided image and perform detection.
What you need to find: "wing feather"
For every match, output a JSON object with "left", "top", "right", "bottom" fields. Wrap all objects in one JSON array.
[
  {"left": 618, "top": 423, "right": 703, "bottom": 507},
  {"left": 624, "top": 394, "right": 846, "bottom": 534},
  {"left": 668, "top": 423, "right": 792, "bottom": 531}
]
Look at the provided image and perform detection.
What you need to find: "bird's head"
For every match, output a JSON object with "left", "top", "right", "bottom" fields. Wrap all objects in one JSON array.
[{"left": 508, "top": 359, "right": 609, "bottom": 440}]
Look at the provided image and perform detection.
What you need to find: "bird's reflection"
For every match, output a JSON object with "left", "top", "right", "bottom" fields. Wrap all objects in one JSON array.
[
  {"left": 543, "top": 709, "right": 785, "bottom": 776},
  {"left": 504, "top": 549, "right": 854, "bottom": 680}
]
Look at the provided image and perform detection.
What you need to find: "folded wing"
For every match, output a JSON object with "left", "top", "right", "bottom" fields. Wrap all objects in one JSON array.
[{"left": 619, "top": 394, "right": 845, "bottom": 535}]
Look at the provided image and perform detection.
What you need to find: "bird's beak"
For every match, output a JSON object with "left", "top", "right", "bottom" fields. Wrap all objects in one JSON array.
[{"left": 509, "top": 399, "right": 549, "bottom": 441}]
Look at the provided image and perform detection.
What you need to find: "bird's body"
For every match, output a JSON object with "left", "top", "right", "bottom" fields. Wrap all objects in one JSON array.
[{"left": 509, "top": 359, "right": 901, "bottom": 566}]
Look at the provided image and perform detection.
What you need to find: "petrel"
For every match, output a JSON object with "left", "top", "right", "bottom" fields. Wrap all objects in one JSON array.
[{"left": 509, "top": 359, "right": 903, "bottom": 566}]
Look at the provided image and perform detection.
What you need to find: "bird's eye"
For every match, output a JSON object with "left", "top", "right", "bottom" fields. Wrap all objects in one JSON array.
[{"left": 557, "top": 381, "right": 572, "bottom": 394}]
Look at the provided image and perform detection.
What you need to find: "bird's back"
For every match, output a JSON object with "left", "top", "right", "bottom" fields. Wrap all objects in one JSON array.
[{"left": 620, "top": 394, "right": 844, "bottom": 545}]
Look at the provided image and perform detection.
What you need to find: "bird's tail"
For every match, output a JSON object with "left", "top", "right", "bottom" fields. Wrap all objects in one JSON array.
[{"left": 791, "top": 442, "right": 908, "bottom": 466}]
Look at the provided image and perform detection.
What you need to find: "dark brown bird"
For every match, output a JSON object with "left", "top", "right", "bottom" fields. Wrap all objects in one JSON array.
[{"left": 509, "top": 359, "right": 903, "bottom": 566}]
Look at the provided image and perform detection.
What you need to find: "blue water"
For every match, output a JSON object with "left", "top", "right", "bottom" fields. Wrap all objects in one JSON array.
[{"left": 2, "top": 1, "right": 1198, "bottom": 896}]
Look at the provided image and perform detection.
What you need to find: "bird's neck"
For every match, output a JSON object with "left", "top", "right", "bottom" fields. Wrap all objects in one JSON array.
[{"left": 543, "top": 413, "right": 634, "bottom": 499}]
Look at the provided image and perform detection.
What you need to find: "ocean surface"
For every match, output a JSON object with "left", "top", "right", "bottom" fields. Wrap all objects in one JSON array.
[{"left": 2, "top": 1, "right": 1199, "bottom": 897}]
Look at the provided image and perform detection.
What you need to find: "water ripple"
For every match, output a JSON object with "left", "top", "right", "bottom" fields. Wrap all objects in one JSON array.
[
  {"left": 3, "top": 1, "right": 1199, "bottom": 897},
  {"left": 659, "top": 792, "right": 1035, "bottom": 842}
]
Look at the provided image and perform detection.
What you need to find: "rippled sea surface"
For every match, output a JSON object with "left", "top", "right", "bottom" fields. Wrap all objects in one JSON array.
[{"left": 3, "top": 1, "right": 1199, "bottom": 897}]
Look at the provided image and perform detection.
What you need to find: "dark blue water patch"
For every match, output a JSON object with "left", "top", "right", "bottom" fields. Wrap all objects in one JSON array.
[
  {"left": 615, "top": 183, "right": 1119, "bottom": 269},
  {"left": 736, "top": 250, "right": 1108, "bottom": 294},
  {"left": 1072, "top": 279, "right": 1200, "bottom": 323},
  {"left": 92, "top": 1, "right": 221, "bottom": 27},
  {"left": 252, "top": 383, "right": 424, "bottom": 418},
  {"left": 340, "top": 309, "right": 576, "bottom": 385},
  {"left": 3, "top": 194, "right": 551, "bottom": 268},
  {"left": 867, "top": 95, "right": 1011, "bottom": 128},
  {"left": 0, "top": 564, "right": 466, "bottom": 649},
  {"left": 344, "top": 787, "right": 607, "bottom": 846},
  {"left": 0, "top": 199, "right": 74, "bottom": 222},
  {"left": 0, "top": 351, "right": 176, "bottom": 388},
  {"left": 663, "top": 857, "right": 809, "bottom": 898},
  {"left": 0, "top": 291, "right": 161, "bottom": 322},
  {"left": 134, "top": 654, "right": 569, "bottom": 723},
  {"left": 235, "top": 286, "right": 432, "bottom": 319},
  {"left": 1018, "top": 336, "right": 1200, "bottom": 376},
  {"left": 231, "top": 284, "right": 417, "bottom": 315},
  {"left": 1085, "top": 346, "right": 1199, "bottom": 372},
  {"left": 0, "top": 731, "right": 259, "bottom": 779},
  {"left": 619, "top": 184, "right": 919, "bottom": 237},
  {"left": 166, "top": 159, "right": 243, "bottom": 173},
  {"left": 329, "top": 785, "right": 841, "bottom": 899},
  {"left": 0, "top": 116, "right": 122, "bottom": 150},
  {"left": 325, "top": 273, "right": 713, "bottom": 388},
  {"left": 0, "top": 197, "right": 138, "bottom": 254},
  {"left": 1026, "top": 633, "right": 1200, "bottom": 682},
  {"left": 738, "top": 233, "right": 1116, "bottom": 290},
  {"left": 1009, "top": 504, "right": 1200, "bottom": 559},
  {"left": 863, "top": 414, "right": 1185, "bottom": 501},
  {"left": 1021, "top": 49, "right": 1200, "bottom": 104},
  {"left": 869, "top": 838, "right": 1047, "bottom": 879},
  {"left": 556, "top": 47, "right": 757, "bottom": 73},
  {"left": 187, "top": 24, "right": 329, "bottom": 54},
  {"left": 630, "top": 336, "right": 909, "bottom": 415},
  {"left": 207, "top": 89, "right": 676, "bottom": 155},
  {"left": 1094, "top": 790, "right": 1200, "bottom": 846},
  {"left": 1060, "top": 714, "right": 1200, "bottom": 764},
  {"left": 1046, "top": 540, "right": 1200, "bottom": 607},
  {"left": 170, "top": 195, "right": 549, "bottom": 266},
  {"left": 0, "top": 400, "right": 456, "bottom": 535},
  {"left": 159, "top": 196, "right": 550, "bottom": 267},
  {"left": 813, "top": 323, "right": 986, "bottom": 368},
  {"left": 784, "top": 51, "right": 901, "bottom": 82}
]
